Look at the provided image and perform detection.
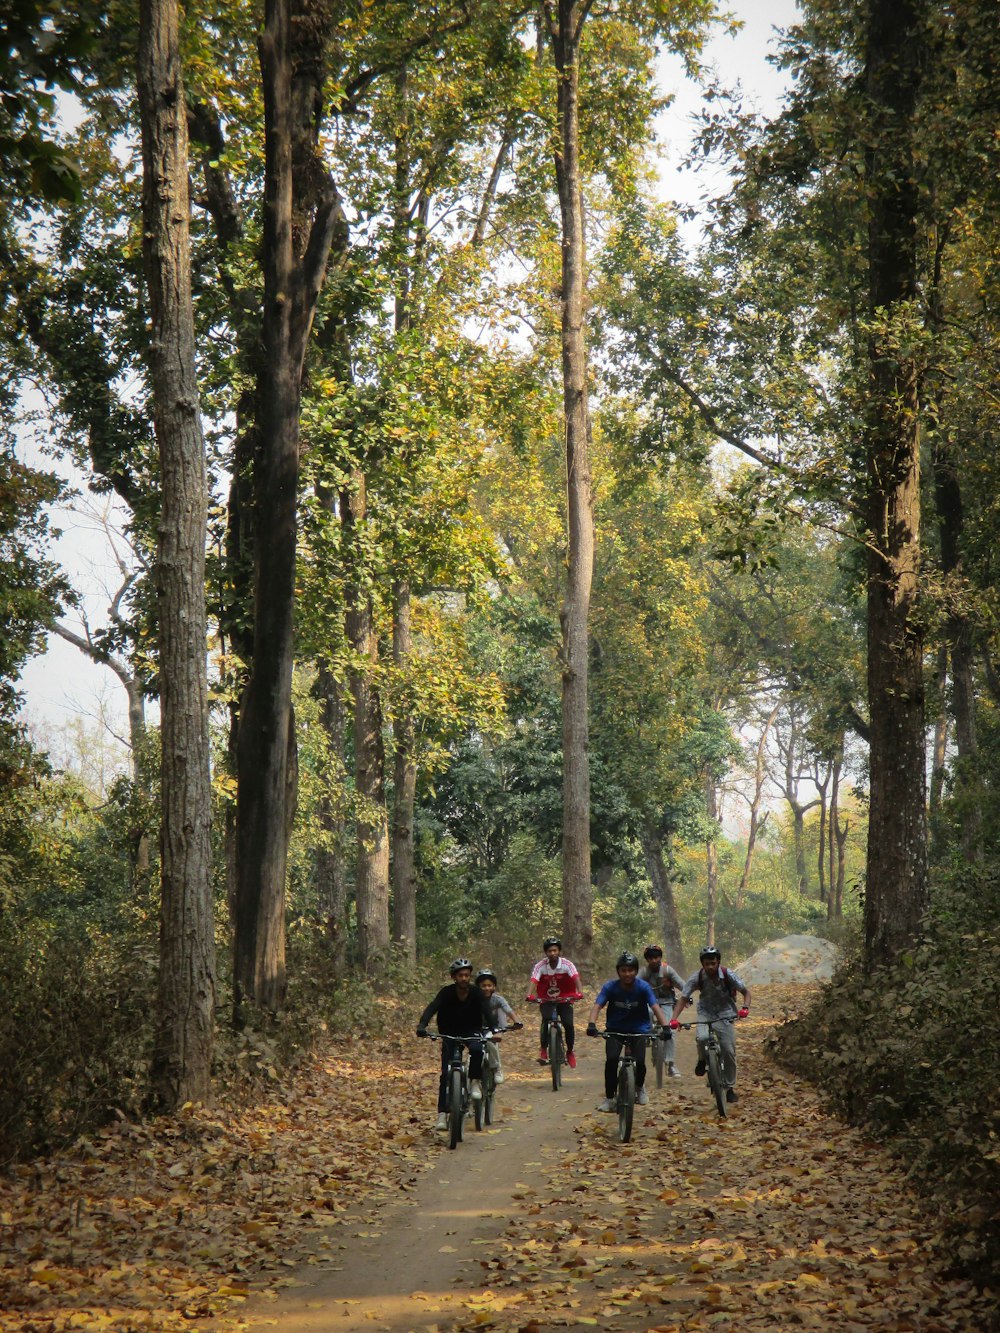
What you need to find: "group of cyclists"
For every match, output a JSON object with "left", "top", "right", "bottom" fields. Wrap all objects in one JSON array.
[{"left": 417, "top": 936, "right": 751, "bottom": 1129}]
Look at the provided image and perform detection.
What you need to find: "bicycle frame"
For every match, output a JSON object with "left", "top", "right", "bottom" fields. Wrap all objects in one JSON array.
[
  {"left": 598, "top": 1030, "right": 652, "bottom": 1142},
  {"left": 429, "top": 1031, "right": 493, "bottom": 1148},
  {"left": 674, "top": 1016, "right": 737, "bottom": 1117}
]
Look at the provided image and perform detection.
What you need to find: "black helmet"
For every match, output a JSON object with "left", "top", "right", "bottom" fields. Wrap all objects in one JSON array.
[
  {"left": 449, "top": 957, "right": 473, "bottom": 975},
  {"left": 643, "top": 944, "right": 663, "bottom": 960},
  {"left": 699, "top": 945, "right": 722, "bottom": 962},
  {"left": 475, "top": 969, "right": 497, "bottom": 985},
  {"left": 542, "top": 935, "right": 562, "bottom": 950},
  {"left": 616, "top": 950, "right": 640, "bottom": 970}
]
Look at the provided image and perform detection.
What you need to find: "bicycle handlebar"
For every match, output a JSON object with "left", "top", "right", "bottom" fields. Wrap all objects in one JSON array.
[
  {"left": 424, "top": 1030, "right": 497, "bottom": 1044},
  {"left": 526, "top": 993, "right": 584, "bottom": 1003},
  {"left": 670, "top": 1015, "right": 741, "bottom": 1030}
]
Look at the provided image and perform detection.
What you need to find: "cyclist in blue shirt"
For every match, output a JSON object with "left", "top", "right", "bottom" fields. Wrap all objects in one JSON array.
[{"left": 586, "top": 951, "right": 671, "bottom": 1111}]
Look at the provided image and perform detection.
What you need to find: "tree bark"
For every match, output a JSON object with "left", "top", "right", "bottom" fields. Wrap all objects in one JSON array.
[
  {"left": 391, "top": 581, "right": 418, "bottom": 965},
  {"left": 736, "top": 704, "right": 777, "bottom": 905},
  {"left": 928, "top": 642, "right": 948, "bottom": 816},
  {"left": 343, "top": 473, "right": 391, "bottom": 976},
  {"left": 137, "top": 0, "right": 215, "bottom": 1106},
  {"left": 543, "top": 0, "right": 595, "bottom": 973},
  {"left": 640, "top": 824, "right": 685, "bottom": 975},
  {"left": 313, "top": 659, "right": 350, "bottom": 973},
  {"left": 233, "top": 0, "right": 341, "bottom": 1014},
  {"left": 863, "top": 0, "right": 929, "bottom": 965},
  {"left": 704, "top": 776, "right": 720, "bottom": 947}
]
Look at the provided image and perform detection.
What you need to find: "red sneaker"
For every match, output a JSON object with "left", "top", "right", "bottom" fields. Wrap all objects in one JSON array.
[
  {"left": 537, "top": 1048, "right": 549, "bottom": 1064},
  {"left": 567, "top": 1052, "right": 577, "bottom": 1069}
]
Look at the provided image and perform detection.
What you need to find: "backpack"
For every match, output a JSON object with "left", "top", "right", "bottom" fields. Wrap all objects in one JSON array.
[{"left": 698, "top": 965, "right": 738, "bottom": 1001}]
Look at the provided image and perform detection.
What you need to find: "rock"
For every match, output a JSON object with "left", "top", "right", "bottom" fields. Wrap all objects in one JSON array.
[{"left": 734, "top": 933, "right": 839, "bottom": 984}]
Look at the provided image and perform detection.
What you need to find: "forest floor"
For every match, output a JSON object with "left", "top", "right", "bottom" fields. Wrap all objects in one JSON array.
[{"left": 1, "top": 984, "right": 996, "bottom": 1333}]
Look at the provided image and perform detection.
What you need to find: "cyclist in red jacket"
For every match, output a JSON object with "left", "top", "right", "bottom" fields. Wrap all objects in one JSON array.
[{"left": 527, "top": 936, "right": 583, "bottom": 1068}]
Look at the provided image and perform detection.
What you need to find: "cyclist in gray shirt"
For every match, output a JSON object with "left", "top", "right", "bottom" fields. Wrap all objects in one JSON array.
[
  {"left": 638, "top": 944, "right": 684, "bottom": 1078},
  {"left": 671, "top": 945, "right": 750, "bottom": 1104}
]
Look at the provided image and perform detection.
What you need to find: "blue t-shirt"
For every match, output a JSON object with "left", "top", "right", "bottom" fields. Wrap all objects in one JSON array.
[{"left": 595, "top": 977, "right": 659, "bottom": 1034}]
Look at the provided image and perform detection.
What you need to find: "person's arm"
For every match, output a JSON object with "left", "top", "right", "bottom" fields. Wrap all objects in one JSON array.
[
  {"left": 652, "top": 1003, "right": 669, "bottom": 1026},
  {"left": 587, "top": 984, "right": 608, "bottom": 1033},
  {"left": 667, "top": 966, "right": 684, "bottom": 991},
  {"left": 671, "top": 994, "right": 690, "bottom": 1022},
  {"left": 417, "top": 989, "right": 443, "bottom": 1033},
  {"left": 739, "top": 983, "right": 751, "bottom": 1016}
]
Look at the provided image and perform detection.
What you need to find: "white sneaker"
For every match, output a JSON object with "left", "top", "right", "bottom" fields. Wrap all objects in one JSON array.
[
  {"left": 470, "top": 1079, "right": 483, "bottom": 1101},
  {"left": 596, "top": 1097, "right": 616, "bottom": 1112},
  {"left": 637, "top": 1087, "right": 649, "bottom": 1105},
  {"left": 435, "top": 1112, "right": 448, "bottom": 1130},
  {"left": 494, "top": 1068, "right": 504, "bottom": 1084},
  {"left": 668, "top": 1064, "right": 682, "bottom": 1078}
]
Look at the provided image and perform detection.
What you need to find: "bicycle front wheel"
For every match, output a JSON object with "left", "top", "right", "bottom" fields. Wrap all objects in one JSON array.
[
  {"left": 706, "top": 1044, "right": 726, "bottom": 1117},
  {"left": 617, "top": 1063, "right": 635, "bottom": 1142},
  {"left": 651, "top": 1029, "right": 665, "bottom": 1089},
  {"left": 448, "top": 1068, "right": 464, "bottom": 1147},
  {"left": 549, "top": 1023, "right": 564, "bottom": 1091}
]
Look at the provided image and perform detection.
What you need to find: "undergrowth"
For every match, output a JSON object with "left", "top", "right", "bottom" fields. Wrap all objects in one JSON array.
[{"left": 771, "top": 861, "right": 1000, "bottom": 1285}]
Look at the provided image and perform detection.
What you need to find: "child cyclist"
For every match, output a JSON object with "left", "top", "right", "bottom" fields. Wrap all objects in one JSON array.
[
  {"left": 527, "top": 935, "right": 583, "bottom": 1067},
  {"left": 586, "top": 951, "right": 671, "bottom": 1110},
  {"left": 417, "top": 958, "right": 495, "bottom": 1131},
  {"left": 474, "top": 969, "right": 522, "bottom": 1084}
]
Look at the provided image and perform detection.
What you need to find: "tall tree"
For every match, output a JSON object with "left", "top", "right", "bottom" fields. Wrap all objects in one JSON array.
[
  {"left": 233, "top": 0, "right": 342, "bottom": 1013},
  {"left": 537, "top": 0, "right": 596, "bottom": 972},
  {"left": 861, "top": 0, "right": 928, "bottom": 964},
  {"left": 136, "top": 0, "right": 214, "bottom": 1104}
]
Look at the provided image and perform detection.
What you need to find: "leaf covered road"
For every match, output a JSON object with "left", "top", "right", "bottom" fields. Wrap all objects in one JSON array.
[{"left": 1, "top": 986, "right": 995, "bottom": 1332}]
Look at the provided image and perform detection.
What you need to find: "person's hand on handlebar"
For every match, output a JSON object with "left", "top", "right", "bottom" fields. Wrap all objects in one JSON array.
[
  {"left": 512, "top": 1021, "right": 524, "bottom": 1030},
  {"left": 416, "top": 1026, "right": 428, "bottom": 1038},
  {"left": 669, "top": 1018, "right": 680, "bottom": 1029},
  {"left": 586, "top": 1021, "right": 599, "bottom": 1037},
  {"left": 738, "top": 1007, "right": 749, "bottom": 1019}
]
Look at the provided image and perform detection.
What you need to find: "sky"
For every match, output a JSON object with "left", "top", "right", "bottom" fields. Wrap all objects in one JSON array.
[{"left": 16, "top": 0, "right": 802, "bottom": 776}]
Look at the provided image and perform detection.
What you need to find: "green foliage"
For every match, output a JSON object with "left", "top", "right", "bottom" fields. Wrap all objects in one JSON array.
[{"left": 773, "top": 859, "right": 1000, "bottom": 1280}]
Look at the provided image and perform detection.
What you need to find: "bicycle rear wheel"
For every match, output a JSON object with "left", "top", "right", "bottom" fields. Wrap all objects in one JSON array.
[
  {"left": 651, "top": 1029, "right": 665, "bottom": 1089},
  {"left": 483, "top": 1061, "right": 496, "bottom": 1126},
  {"left": 706, "top": 1044, "right": 726, "bottom": 1117},
  {"left": 448, "top": 1068, "right": 464, "bottom": 1147},
  {"left": 617, "top": 1063, "right": 635, "bottom": 1142},
  {"left": 549, "top": 1022, "right": 564, "bottom": 1091}
]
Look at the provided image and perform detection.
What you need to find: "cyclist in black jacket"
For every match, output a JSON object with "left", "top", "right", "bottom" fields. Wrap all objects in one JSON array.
[{"left": 417, "top": 958, "right": 495, "bottom": 1130}]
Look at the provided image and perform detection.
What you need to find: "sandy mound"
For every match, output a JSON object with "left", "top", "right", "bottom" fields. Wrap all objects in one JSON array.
[{"left": 734, "top": 933, "right": 839, "bottom": 984}]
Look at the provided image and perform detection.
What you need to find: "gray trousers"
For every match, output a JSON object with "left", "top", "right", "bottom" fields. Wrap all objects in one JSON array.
[{"left": 696, "top": 1019, "right": 737, "bottom": 1088}]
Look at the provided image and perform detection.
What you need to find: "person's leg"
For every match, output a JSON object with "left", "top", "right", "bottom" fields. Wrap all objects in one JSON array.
[
  {"left": 695, "top": 1022, "right": 709, "bottom": 1074},
  {"left": 632, "top": 1035, "right": 649, "bottom": 1089},
  {"left": 539, "top": 1001, "right": 555, "bottom": 1059},
  {"left": 438, "top": 1039, "right": 456, "bottom": 1112},
  {"left": 719, "top": 1021, "right": 737, "bottom": 1087},
  {"left": 468, "top": 1039, "right": 485, "bottom": 1081},
  {"left": 661, "top": 1002, "right": 676, "bottom": 1065},
  {"left": 560, "top": 1002, "right": 576, "bottom": 1053},
  {"left": 605, "top": 1035, "right": 622, "bottom": 1100}
]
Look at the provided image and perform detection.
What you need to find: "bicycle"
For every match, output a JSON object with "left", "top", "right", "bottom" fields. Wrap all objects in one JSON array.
[
  {"left": 481, "top": 1021, "right": 523, "bottom": 1125},
  {"left": 596, "top": 1030, "right": 652, "bottom": 1142},
  {"left": 527, "top": 993, "right": 582, "bottom": 1091},
  {"left": 672, "top": 1016, "right": 737, "bottom": 1117},
  {"left": 428, "top": 1031, "right": 494, "bottom": 1147}
]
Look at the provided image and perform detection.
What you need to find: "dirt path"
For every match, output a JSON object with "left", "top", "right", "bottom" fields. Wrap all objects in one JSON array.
[
  {"left": 239, "top": 1038, "right": 603, "bottom": 1333},
  {"left": 237, "top": 994, "right": 995, "bottom": 1333}
]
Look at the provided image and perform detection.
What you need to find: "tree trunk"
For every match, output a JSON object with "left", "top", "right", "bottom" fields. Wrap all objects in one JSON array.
[
  {"left": 640, "top": 824, "right": 685, "bottom": 975},
  {"left": 137, "top": 0, "right": 215, "bottom": 1106},
  {"left": 391, "top": 581, "right": 418, "bottom": 965},
  {"left": 313, "top": 659, "right": 350, "bottom": 973},
  {"left": 928, "top": 642, "right": 948, "bottom": 816},
  {"left": 863, "top": 0, "right": 929, "bottom": 965},
  {"left": 815, "top": 761, "right": 830, "bottom": 905},
  {"left": 544, "top": 1, "right": 595, "bottom": 974},
  {"left": 737, "top": 704, "right": 777, "bottom": 905},
  {"left": 704, "top": 776, "right": 720, "bottom": 947},
  {"left": 343, "top": 472, "right": 391, "bottom": 976},
  {"left": 233, "top": 0, "right": 341, "bottom": 1014}
]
